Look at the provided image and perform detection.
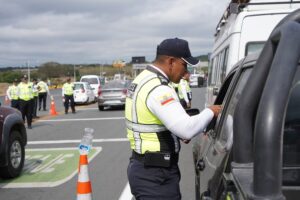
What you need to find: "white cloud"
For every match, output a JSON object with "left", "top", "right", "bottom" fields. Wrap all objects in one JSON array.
[{"left": 0, "top": 0, "right": 228, "bottom": 66}]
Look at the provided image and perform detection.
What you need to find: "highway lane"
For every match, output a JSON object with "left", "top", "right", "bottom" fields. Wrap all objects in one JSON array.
[{"left": 0, "top": 87, "right": 207, "bottom": 200}]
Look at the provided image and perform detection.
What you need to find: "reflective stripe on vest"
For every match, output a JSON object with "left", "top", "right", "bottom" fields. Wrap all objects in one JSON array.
[
  {"left": 125, "top": 68, "right": 180, "bottom": 154},
  {"left": 18, "top": 82, "right": 33, "bottom": 101}
]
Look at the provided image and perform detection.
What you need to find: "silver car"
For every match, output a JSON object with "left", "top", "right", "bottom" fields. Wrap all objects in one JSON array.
[{"left": 97, "top": 80, "right": 130, "bottom": 111}]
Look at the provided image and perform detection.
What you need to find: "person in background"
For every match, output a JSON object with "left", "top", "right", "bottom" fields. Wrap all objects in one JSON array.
[
  {"left": 6, "top": 79, "right": 19, "bottom": 110},
  {"left": 37, "top": 78, "right": 50, "bottom": 111},
  {"left": 178, "top": 72, "right": 192, "bottom": 109},
  {"left": 125, "top": 38, "right": 221, "bottom": 200},
  {"left": 31, "top": 78, "right": 39, "bottom": 118},
  {"left": 62, "top": 78, "right": 76, "bottom": 114},
  {"left": 18, "top": 75, "right": 33, "bottom": 129}
]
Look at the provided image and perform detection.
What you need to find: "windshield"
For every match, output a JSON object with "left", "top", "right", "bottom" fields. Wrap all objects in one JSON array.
[
  {"left": 81, "top": 78, "right": 98, "bottom": 85},
  {"left": 103, "top": 81, "right": 126, "bottom": 89}
]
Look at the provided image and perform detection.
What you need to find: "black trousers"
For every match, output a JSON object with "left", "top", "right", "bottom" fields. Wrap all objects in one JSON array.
[
  {"left": 64, "top": 94, "right": 75, "bottom": 113},
  {"left": 127, "top": 158, "right": 181, "bottom": 200},
  {"left": 11, "top": 99, "right": 19, "bottom": 110},
  {"left": 38, "top": 92, "right": 47, "bottom": 110},
  {"left": 32, "top": 96, "right": 38, "bottom": 117},
  {"left": 19, "top": 99, "right": 33, "bottom": 127}
]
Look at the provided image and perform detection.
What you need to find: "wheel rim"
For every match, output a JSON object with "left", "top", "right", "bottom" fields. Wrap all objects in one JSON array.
[{"left": 10, "top": 141, "right": 22, "bottom": 168}]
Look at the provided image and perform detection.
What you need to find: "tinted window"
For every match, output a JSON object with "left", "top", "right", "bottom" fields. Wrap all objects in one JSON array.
[
  {"left": 74, "top": 84, "right": 84, "bottom": 90},
  {"left": 103, "top": 81, "right": 126, "bottom": 89},
  {"left": 217, "top": 68, "right": 252, "bottom": 147},
  {"left": 81, "top": 78, "right": 98, "bottom": 84}
]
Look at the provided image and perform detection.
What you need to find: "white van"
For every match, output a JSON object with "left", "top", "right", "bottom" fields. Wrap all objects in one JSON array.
[
  {"left": 80, "top": 75, "right": 104, "bottom": 98},
  {"left": 206, "top": 0, "right": 300, "bottom": 106}
]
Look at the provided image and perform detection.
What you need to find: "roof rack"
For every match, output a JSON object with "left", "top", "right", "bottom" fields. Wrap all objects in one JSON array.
[{"left": 215, "top": 0, "right": 300, "bottom": 34}]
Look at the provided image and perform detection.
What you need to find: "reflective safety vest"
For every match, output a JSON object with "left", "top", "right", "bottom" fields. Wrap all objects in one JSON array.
[
  {"left": 18, "top": 82, "right": 33, "bottom": 101},
  {"left": 169, "top": 82, "right": 179, "bottom": 93},
  {"left": 37, "top": 81, "right": 47, "bottom": 93},
  {"left": 125, "top": 66, "right": 180, "bottom": 154},
  {"left": 8, "top": 85, "right": 19, "bottom": 100},
  {"left": 63, "top": 83, "right": 74, "bottom": 95},
  {"left": 178, "top": 79, "right": 191, "bottom": 100},
  {"left": 32, "top": 84, "right": 39, "bottom": 97}
]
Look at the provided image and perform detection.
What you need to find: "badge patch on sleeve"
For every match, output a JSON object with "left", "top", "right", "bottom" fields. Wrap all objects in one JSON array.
[{"left": 157, "top": 93, "right": 175, "bottom": 106}]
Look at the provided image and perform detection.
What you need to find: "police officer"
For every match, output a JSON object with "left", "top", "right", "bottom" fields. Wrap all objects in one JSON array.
[
  {"left": 125, "top": 38, "right": 221, "bottom": 200},
  {"left": 178, "top": 72, "right": 192, "bottom": 109},
  {"left": 18, "top": 75, "right": 33, "bottom": 129},
  {"left": 31, "top": 79, "right": 39, "bottom": 118},
  {"left": 37, "top": 78, "right": 50, "bottom": 111},
  {"left": 6, "top": 79, "right": 19, "bottom": 110},
  {"left": 62, "top": 78, "right": 75, "bottom": 114}
]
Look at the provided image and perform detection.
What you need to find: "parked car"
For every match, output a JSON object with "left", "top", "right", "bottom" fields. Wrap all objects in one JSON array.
[
  {"left": 189, "top": 73, "right": 204, "bottom": 88},
  {"left": 193, "top": 9, "right": 300, "bottom": 200},
  {"left": 80, "top": 75, "right": 104, "bottom": 98},
  {"left": 0, "top": 105, "right": 27, "bottom": 179},
  {"left": 73, "top": 82, "right": 95, "bottom": 104},
  {"left": 97, "top": 80, "right": 130, "bottom": 111}
]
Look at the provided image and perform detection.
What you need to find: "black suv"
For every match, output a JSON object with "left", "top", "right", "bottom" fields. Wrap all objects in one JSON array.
[
  {"left": 193, "top": 9, "right": 300, "bottom": 200},
  {"left": 0, "top": 104, "right": 27, "bottom": 178}
]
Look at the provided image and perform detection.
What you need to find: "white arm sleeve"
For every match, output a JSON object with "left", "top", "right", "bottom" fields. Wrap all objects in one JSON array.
[
  {"left": 147, "top": 85, "right": 214, "bottom": 140},
  {"left": 6, "top": 88, "right": 11, "bottom": 100}
]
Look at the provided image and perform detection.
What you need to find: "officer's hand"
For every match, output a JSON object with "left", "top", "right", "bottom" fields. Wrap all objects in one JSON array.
[
  {"left": 209, "top": 105, "right": 222, "bottom": 117},
  {"left": 62, "top": 97, "right": 65, "bottom": 102}
]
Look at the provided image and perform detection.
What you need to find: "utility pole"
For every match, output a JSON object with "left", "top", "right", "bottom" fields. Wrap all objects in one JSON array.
[
  {"left": 73, "top": 65, "right": 76, "bottom": 81},
  {"left": 27, "top": 61, "right": 30, "bottom": 82}
]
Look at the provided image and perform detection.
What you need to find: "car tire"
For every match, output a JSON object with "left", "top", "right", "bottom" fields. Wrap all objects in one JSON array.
[
  {"left": 0, "top": 130, "right": 25, "bottom": 179},
  {"left": 98, "top": 106, "right": 104, "bottom": 111}
]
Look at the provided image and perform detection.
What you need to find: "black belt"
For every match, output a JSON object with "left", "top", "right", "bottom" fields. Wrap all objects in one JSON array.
[{"left": 132, "top": 151, "right": 179, "bottom": 167}]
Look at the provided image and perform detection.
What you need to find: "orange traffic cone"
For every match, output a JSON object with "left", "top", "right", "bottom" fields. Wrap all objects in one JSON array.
[
  {"left": 77, "top": 154, "right": 92, "bottom": 200},
  {"left": 49, "top": 96, "right": 57, "bottom": 116}
]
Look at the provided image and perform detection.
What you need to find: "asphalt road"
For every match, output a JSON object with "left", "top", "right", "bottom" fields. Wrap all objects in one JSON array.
[{"left": 0, "top": 87, "right": 207, "bottom": 200}]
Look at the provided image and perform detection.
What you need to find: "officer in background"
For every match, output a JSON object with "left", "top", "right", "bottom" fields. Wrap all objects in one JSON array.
[
  {"left": 37, "top": 78, "right": 50, "bottom": 111},
  {"left": 18, "top": 75, "right": 33, "bottom": 129},
  {"left": 62, "top": 78, "right": 76, "bottom": 114},
  {"left": 31, "top": 79, "right": 39, "bottom": 118},
  {"left": 178, "top": 72, "right": 192, "bottom": 109},
  {"left": 125, "top": 38, "right": 221, "bottom": 199},
  {"left": 6, "top": 79, "right": 19, "bottom": 110}
]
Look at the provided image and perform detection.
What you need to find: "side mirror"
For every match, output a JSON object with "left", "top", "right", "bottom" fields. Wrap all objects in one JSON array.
[{"left": 185, "top": 108, "right": 200, "bottom": 116}]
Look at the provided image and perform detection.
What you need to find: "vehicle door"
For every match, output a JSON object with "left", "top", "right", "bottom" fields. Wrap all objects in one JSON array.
[
  {"left": 86, "top": 83, "right": 95, "bottom": 102},
  {"left": 199, "top": 64, "right": 253, "bottom": 199}
]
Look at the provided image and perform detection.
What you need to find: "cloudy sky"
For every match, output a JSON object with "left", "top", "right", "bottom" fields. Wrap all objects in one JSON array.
[{"left": 0, "top": 0, "right": 228, "bottom": 67}]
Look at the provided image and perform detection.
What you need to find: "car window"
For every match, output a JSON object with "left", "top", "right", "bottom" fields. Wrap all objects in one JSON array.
[
  {"left": 81, "top": 78, "right": 98, "bottom": 85},
  {"left": 103, "top": 81, "right": 125, "bottom": 89},
  {"left": 74, "top": 84, "right": 84, "bottom": 90},
  {"left": 283, "top": 66, "right": 300, "bottom": 167},
  {"left": 216, "top": 68, "right": 252, "bottom": 147}
]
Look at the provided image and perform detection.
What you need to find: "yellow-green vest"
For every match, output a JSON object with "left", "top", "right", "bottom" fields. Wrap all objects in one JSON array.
[
  {"left": 63, "top": 83, "right": 74, "bottom": 95},
  {"left": 32, "top": 84, "right": 39, "bottom": 97},
  {"left": 178, "top": 79, "right": 191, "bottom": 99},
  {"left": 37, "top": 81, "right": 47, "bottom": 93},
  {"left": 8, "top": 85, "right": 19, "bottom": 100},
  {"left": 125, "top": 66, "right": 180, "bottom": 154},
  {"left": 18, "top": 82, "right": 33, "bottom": 101}
]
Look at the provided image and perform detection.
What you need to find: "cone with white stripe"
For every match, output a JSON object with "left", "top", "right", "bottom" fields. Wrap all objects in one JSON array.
[{"left": 77, "top": 154, "right": 92, "bottom": 200}]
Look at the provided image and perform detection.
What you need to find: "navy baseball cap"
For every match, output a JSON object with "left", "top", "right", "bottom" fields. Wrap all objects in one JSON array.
[{"left": 156, "top": 38, "right": 200, "bottom": 66}]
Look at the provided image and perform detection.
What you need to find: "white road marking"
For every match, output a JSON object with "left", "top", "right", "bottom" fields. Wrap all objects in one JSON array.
[
  {"left": 0, "top": 147, "right": 102, "bottom": 188},
  {"left": 118, "top": 182, "right": 133, "bottom": 200},
  {"left": 28, "top": 138, "right": 129, "bottom": 145},
  {"left": 38, "top": 117, "right": 125, "bottom": 122}
]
